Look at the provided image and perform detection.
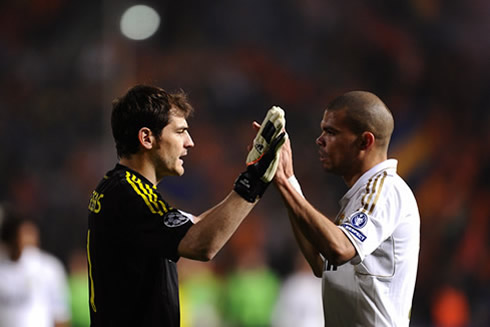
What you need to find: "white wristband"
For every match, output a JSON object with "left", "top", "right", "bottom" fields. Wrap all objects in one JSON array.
[{"left": 287, "top": 175, "right": 305, "bottom": 198}]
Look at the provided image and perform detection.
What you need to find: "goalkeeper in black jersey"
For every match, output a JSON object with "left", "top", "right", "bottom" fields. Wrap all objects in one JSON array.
[{"left": 87, "top": 84, "right": 286, "bottom": 326}]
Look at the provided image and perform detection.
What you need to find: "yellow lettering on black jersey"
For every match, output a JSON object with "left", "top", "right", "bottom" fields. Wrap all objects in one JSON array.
[{"left": 88, "top": 191, "right": 104, "bottom": 213}]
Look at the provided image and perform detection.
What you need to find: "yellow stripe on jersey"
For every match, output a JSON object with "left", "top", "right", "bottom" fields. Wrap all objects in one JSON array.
[
  {"left": 132, "top": 174, "right": 162, "bottom": 213},
  {"left": 87, "top": 229, "right": 96, "bottom": 312},
  {"left": 144, "top": 183, "right": 157, "bottom": 204},
  {"left": 125, "top": 171, "right": 167, "bottom": 215},
  {"left": 144, "top": 183, "right": 169, "bottom": 213},
  {"left": 133, "top": 175, "right": 166, "bottom": 215},
  {"left": 369, "top": 171, "right": 388, "bottom": 214},
  {"left": 126, "top": 171, "right": 159, "bottom": 214},
  {"left": 126, "top": 172, "right": 161, "bottom": 214},
  {"left": 159, "top": 200, "right": 169, "bottom": 213}
]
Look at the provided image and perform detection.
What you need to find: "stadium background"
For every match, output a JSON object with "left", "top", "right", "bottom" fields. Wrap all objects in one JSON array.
[{"left": 1, "top": 1, "right": 489, "bottom": 326}]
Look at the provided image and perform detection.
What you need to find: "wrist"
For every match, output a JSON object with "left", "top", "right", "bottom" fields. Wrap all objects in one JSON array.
[
  {"left": 234, "top": 169, "right": 270, "bottom": 203},
  {"left": 287, "top": 175, "right": 305, "bottom": 198}
]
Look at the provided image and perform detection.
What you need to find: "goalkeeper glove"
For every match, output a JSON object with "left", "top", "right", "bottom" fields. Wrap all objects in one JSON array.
[
  {"left": 234, "top": 106, "right": 287, "bottom": 202},
  {"left": 247, "top": 106, "right": 286, "bottom": 181}
]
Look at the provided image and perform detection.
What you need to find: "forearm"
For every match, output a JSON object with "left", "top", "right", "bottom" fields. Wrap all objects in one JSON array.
[
  {"left": 276, "top": 177, "right": 355, "bottom": 266},
  {"left": 283, "top": 176, "right": 324, "bottom": 276},
  {"left": 287, "top": 208, "right": 324, "bottom": 277},
  {"left": 178, "top": 191, "right": 255, "bottom": 261},
  {"left": 179, "top": 107, "right": 285, "bottom": 261}
]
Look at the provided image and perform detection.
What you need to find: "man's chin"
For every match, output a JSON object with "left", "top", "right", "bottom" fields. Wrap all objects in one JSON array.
[
  {"left": 160, "top": 167, "right": 184, "bottom": 178},
  {"left": 320, "top": 162, "right": 331, "bottom": 171},
  {"left": 322, "top": 164, "right": 338, "bottom": 175},
  {"left": 175, "top": 166, "right": 185, "bottom": 176}
]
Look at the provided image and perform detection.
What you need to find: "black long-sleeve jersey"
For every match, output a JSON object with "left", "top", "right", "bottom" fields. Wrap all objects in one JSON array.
[{"left": 87, "top": 164, "right": 193, "bottom": 326}]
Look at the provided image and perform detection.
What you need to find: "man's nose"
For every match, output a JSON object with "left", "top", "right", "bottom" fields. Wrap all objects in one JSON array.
[
  {"left": 316, "top": 134, "right": 324, "bottom": 146},
  {"left": 186, "top": 133, "right": 195, "bottom": 148}
]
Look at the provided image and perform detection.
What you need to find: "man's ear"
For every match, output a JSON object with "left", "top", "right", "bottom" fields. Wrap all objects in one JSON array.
[
  {"left": 138, "top": 127, "right": 154, "bottom": 150},
  {"left": 359, "top": 131, "right": 375, "bottom": 150}
]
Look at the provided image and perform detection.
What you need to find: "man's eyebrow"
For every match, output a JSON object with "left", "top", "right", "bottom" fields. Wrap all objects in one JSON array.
[
  {"left": 321, "top": 122, "right": 333, "bottom": 130},
  {"left": 175, "top": 124, "right": 189, "bottom": 130},
  {"left": 323, "top": 124, "right": 341, "bottom": 133}
]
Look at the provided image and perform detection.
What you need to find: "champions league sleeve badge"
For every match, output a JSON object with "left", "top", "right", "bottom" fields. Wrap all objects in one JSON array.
[
  {"left": 349, "top": 211, "right": 368, "bottom": 229},
  {"left": 340, "top": 211, "right": 369, "bottom": 242},
  {"left": 163, "top": 210, "right": 191, "bottom": 227}
]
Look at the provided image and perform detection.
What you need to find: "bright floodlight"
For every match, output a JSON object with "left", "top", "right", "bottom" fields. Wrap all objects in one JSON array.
[{"left": 120, "top": 5, "right": 160, "bottom": 40}]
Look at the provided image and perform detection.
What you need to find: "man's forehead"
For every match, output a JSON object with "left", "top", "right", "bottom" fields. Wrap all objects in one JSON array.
[
  {"left": 167, "top": 114, "right": 188, "bottom": 129},
  {"left": 322, "top": 108, "right": 340, "bottom": 120},
  {"left": 322, "top": 109, "right": 347, "bottom": 127}
]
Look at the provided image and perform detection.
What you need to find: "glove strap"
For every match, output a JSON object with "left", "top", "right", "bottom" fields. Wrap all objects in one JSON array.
[
  {"left": 234, "top": 132, "right": 285, "bottom": 202},
  {"left": 233, "top": 170, "right": 269, "bottom": 203}
]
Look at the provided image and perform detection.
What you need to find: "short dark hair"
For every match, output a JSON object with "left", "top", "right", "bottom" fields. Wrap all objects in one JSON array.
[
  {"left": 111, "top": 85, "right": 194, "bottom": 158},
  {"left": 0, "top": 205, "right": 25, "bottom": 245},
  {"left": 327, "top": 91, "right": 394, "bottom": 148}
]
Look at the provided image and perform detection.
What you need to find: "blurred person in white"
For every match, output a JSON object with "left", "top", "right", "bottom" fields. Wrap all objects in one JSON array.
[
  {"left": 0, "top": 205, "right": 71, "bottom": 327},
  {"left": 274, "top": 91, "right": 420, "bottom": 326},
  {"left": 271, "top": 251, "right": 324, "bottom": 327}
]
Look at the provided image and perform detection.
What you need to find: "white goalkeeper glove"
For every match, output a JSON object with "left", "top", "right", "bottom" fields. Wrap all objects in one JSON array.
[
  {"left": 234, "top": 106, "right": 287, "bottom": 202},
  {"left": 246, "top": 106, "right": 286, "bottom": 182}
]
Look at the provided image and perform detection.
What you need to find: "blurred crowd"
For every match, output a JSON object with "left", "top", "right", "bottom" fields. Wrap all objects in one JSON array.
[{"left": 1, "top": 0, "right": 489, "bottom": 326}]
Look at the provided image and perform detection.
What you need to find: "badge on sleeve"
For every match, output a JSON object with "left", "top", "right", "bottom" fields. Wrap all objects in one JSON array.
[
  {"left": 349, "top": 211, "right": 368, "bottom": 229},
  {"left": 341, "top": 224, "right": 367, "bottom": 242},
  {"left": 163, "top": 210, "right": 191, "bottom": 227}
]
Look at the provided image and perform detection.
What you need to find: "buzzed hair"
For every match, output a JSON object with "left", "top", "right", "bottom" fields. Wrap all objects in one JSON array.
[{"left": 327, "top": 91, "right": 394, "bottom": 148}]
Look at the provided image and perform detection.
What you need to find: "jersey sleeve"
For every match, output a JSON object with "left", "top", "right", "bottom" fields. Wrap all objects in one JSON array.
[
  {"left": 338, "top": 185, "right": 399, "bottom": 264},
  {"left": 117, "top": 178, "right": 195, "bottom": 263},
  {"left": 160, "top": 209, "right": 194, "bottom": 261}
]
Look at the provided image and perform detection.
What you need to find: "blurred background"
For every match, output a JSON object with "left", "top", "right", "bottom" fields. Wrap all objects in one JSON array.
[{"left": 1, "top": 0, "right": 489, "bottom": 326}]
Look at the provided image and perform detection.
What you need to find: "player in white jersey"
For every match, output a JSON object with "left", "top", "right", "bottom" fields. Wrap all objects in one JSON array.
[
  {"left": 0, "top": 208, "right": 71, "bottom": 327},
  {"left": 274, "top": 91, "right": 420, "bottom": 326}
]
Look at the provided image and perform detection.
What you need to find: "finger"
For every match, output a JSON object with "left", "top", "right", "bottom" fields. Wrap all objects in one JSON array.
[
  {"left": 270, "top": 132, "right": 286, "bottom": 151},
  {"left": 284, "top": 135, "right": 291, "bottom": 150},
  {"left": 252, "top": 121, "right": 261, "bottom": 130}
]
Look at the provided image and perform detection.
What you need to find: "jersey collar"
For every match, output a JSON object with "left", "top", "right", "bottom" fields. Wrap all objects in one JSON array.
[{"left": 340, "top": 159, "right": 398, "bottom": 203}]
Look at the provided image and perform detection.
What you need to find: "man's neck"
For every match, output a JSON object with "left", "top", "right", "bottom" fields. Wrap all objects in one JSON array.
[
  {"left": 343, "top": 154, "right": 387, "bottom": 188},
  {"left": 119, "top": 156, "right": 158, "bottom": 185}
]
